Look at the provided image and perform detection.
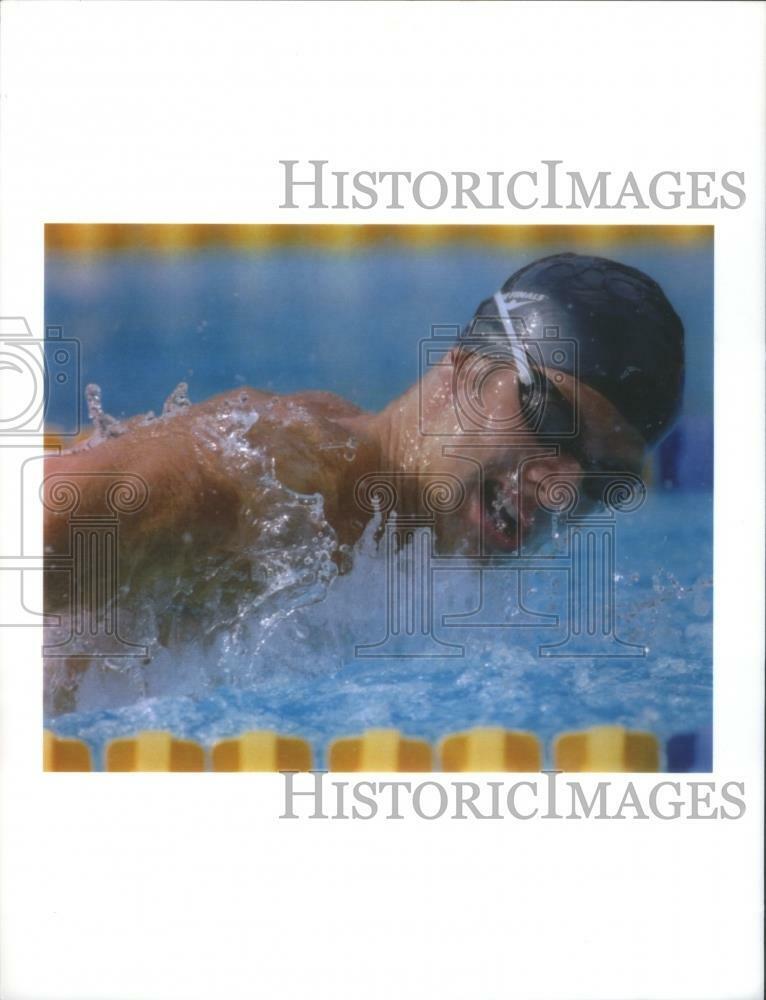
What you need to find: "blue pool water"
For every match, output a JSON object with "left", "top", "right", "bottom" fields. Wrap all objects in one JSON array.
[{"left": 44, "top": 239, "right": 713, "bottom": 766}]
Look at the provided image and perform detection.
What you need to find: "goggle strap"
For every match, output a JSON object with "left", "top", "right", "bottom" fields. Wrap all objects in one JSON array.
[{"left": 493, "top": 292, "right": 534, "bottom": 387}]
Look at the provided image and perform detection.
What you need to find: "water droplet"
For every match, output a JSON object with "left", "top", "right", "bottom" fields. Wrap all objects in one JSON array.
[
  {"left": 163, "top": 382, "right": 192, "bottom": 415},
  {"left": 85, "top": 384, "right": 125, "bottom": 439}
]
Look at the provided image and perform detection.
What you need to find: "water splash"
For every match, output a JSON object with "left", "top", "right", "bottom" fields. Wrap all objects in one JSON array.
[
  {"left": 162, "top": 381, "right": 192, "bottom": 416},
  {"left": 319, "top": 436, "right": 358, "bottom": 462},
  {"left": 85, "top": 383, "right": 125, "bottom": 440},
  {"left": 45, "top": 494, "right": 713, "bottom": 737},
  {"left": 45, "top": 391, "right": 341, "bottom": 711}
]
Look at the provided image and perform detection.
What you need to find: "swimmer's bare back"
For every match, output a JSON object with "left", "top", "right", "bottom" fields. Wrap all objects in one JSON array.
[{"left": 43, "top": 388, "right": 381, "bottom": 609}]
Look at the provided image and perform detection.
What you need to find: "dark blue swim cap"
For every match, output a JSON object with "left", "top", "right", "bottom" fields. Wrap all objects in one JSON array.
[{"left": 470, "top": 253, "right": 685, "bottom": 444}]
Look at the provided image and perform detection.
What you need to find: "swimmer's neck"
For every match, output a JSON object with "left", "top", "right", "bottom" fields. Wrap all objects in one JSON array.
[{"left": 333, "top": 373, "right": 439, "bottom": 485}]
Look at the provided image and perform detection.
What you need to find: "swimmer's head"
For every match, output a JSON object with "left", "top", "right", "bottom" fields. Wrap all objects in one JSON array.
[
  {"left": 377, "top": 252, "right": 684, "bottom": 552},
  {"left": 465, "top": 252, "right": 685, "bottom": 446}
]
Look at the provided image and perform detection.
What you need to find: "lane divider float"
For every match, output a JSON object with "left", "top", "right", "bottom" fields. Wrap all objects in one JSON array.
[
  {"left": 439, "top": 727, "right": 542, "bottom": 771},
  {"left": 43, "top": 730, "right": 92, "bottom": 772},
  {"left": 43, "top": 726, "right": 707, "bottom": 773},
  {"left": 554, "top": 725, "right": 659, "bottom": 772},
  {"left": 105, "top": 731, "right": 205, "bottom": 772},
  {"left": 328, "top": 728, "right": 432, "bottom": 772},
  {"left": 212, "top": 731, "right": 312, "bottom": 772},
  {"left": 665, "top": 729, "right": 712, "bottom": 772}
]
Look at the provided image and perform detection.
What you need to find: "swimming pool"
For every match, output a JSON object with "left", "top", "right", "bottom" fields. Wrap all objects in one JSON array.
[
  {"left": 44, "top": 231, "right": 714, "bottom": 768},
  {"left": 46, "top": 488, "right": 711, "bottom": 768}
]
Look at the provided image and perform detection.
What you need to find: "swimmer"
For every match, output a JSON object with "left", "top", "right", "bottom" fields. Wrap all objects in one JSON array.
[{"left": 44, "top": 253, "right": 684, "bottom": 611}]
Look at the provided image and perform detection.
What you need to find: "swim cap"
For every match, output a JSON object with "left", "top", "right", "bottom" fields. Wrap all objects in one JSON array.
[{"left": 468, "top": 253, "right": 685, "bottom": 444}]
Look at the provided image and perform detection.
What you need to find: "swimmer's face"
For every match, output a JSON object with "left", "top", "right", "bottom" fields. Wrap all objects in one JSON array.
[{"left": 407, "top": 343, "right": 646, "bottom": 553}]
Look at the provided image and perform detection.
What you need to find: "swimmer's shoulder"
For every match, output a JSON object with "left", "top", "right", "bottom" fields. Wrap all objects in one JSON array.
[
  {"left": 204, "top": 387, "right": 365, "bottom": 422},
  {"left": 283, "top": 389, "right": 366, "bottom": 421}
]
